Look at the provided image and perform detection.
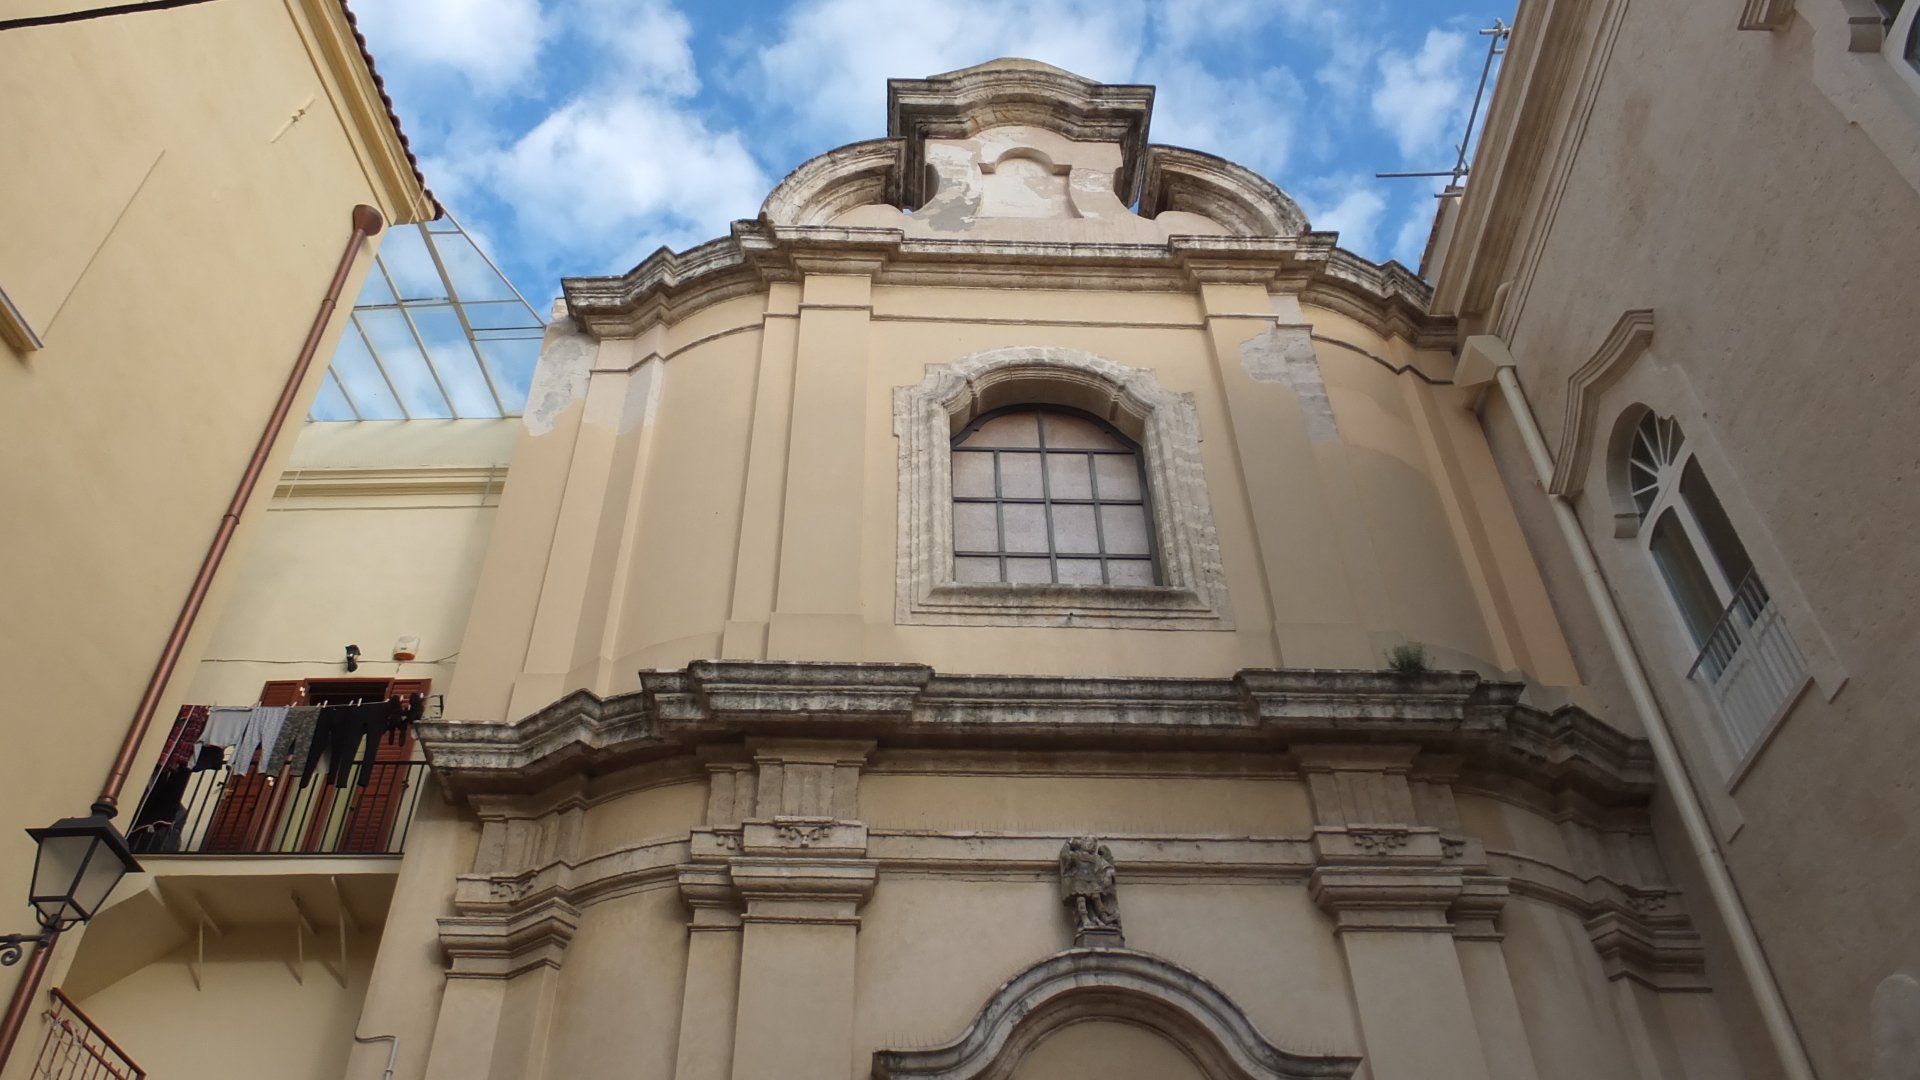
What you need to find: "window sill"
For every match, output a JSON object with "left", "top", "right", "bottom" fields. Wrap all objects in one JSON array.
[{"left": 903, "top": 581, "right": 1231, "bottom": 630}]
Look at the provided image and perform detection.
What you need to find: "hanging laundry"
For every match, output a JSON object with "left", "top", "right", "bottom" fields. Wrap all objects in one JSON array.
[
  {"left": 128, "top": 766, "right": 191, "bottom": 854},
  {"left": 194, "top": 706, "right": 253, "bottom": 769},
  {"left": 299, "top": 702, "right": 388, "bottom": 788},
  {"left": 159, "top": 706, "right": 208, "bottom": 771},
  {"left": 229, "top": 706, "right": 290, "bottom": 776},
  {"left": 266, "top": 706, "right": 321, "bottom": 775},
  {"left": 384, "top": 692, "right": 423, "bottom": 745}
]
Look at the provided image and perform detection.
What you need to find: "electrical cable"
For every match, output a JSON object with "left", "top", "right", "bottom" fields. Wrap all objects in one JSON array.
[{"left": 0, "top": 0, "right": 227, "bottom": 33}]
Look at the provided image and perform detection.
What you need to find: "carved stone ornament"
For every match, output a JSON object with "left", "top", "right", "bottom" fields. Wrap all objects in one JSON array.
[
  {"left": 1347, "top": 828, "right": 1411, "bottom": 855},
  {"left": 1060, "top": 837, "right": 1124, "bottom": 947},
  {"left": 871, "top": 948, "right": 1360, "bottom": 1079}
]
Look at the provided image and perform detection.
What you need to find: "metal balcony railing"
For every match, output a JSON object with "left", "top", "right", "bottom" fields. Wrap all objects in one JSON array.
[
  {"left": 1686, "top": 571, "right": 1809, "bottom": 757},
  {"left": 34, "top": 988, "right": 143, "bottom": 1080},
  {"left": 127, "top": 756, "right": 426, "bottom": 857}
]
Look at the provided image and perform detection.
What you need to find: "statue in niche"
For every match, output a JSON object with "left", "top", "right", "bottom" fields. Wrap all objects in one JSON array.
[{"left": 1059, "top": 837, "right": 1124, "bottom": 947}]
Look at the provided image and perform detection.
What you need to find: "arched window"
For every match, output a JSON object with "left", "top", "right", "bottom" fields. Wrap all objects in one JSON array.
[
  {"left": 1623, "top": 410, "right": 1805, "bottom": 760},
  {"left": 1881, "top": 1, "right": 1920, "bottom": 94},
  {"left": 950, "top": 405, "right": 1158, "bottom": 586},
  {"left": 896, "top": 345, "right": 1230, "bottom": 629}
]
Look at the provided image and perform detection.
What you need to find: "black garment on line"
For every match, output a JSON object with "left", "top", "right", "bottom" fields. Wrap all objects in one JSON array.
[
  {"left": 384, "top": 693, "right": 422, "bottom": 745},
  {"left": 299, "top": 702, "right": 388, "bottom": 788}
]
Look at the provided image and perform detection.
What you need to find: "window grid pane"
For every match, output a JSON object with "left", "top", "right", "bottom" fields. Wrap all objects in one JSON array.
[{"left": 951, "top": 406, "right": 1158, "bottom": 585}]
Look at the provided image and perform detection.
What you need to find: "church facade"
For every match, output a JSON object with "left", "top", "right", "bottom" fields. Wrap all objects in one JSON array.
[{"left": 363, "top": 61, "right": 1748, "bottom": 1080}]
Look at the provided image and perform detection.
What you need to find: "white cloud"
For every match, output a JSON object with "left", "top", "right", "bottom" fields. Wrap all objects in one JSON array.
[
  {"left": 751, "top": 0, "right": 1147, "bottom": 149},
  {"left": 1143, "top": 58, "right": 1301, "bottom": 178},
  {"left": 1370, "top": 29, "right": 1473, "bottom": 161},
  {"left": 574, "top": 0, "right": 699, "bottom": 97},
  {"left": 351, "top": 0, "right": 551, "bottom": 94},
  {"left": 482, "top": 93, "right": 770, "bottom": 273},
  {"left": 1303, "top": 178, "right": 1388, "bottom": 259}
]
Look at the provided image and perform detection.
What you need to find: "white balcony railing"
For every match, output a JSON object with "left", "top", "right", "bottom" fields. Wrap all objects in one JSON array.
[{"left": 1687, "top": 571, "right": 1808, "bottom": 758}]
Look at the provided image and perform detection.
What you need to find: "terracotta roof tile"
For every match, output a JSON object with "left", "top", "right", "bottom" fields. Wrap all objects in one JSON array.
[{"left": 336, "top": 0, "right": 442, "bottom": 218}]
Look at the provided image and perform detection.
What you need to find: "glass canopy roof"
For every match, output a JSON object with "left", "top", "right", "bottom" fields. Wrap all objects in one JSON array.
[{"left": 310, "top": 213, "right": 546, "bottom": 421}]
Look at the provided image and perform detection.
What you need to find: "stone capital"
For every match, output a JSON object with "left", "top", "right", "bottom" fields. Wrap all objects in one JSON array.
[
  {"left": 1310, "top": 867, "right": 1464, "bottom": 934},
  {"left": 730, "top": 856, "right": 879, "bottom": 926},
  {"left": 438, "top": 896, "right": 581, "bottom": 979}
]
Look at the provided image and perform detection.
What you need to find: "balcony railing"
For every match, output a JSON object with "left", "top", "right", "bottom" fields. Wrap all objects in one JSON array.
[
  {"left": 1687, "top": 571, "right": 1808, "bottom": 758},
  {"left": 34, "top": 988, "right": 143, "bottom": 1080},
  {"left": 127, "top": 756, "right": 426, "bottom": 856}
]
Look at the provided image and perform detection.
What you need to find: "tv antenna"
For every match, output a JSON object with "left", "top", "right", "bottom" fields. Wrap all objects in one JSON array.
[{"left": 1375, "top": 18, "right": 1511, "bottom": 193}]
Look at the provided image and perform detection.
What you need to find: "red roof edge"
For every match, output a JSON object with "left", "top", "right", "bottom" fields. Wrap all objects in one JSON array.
[{"left": 336, "top": 0, "right": 443, "bottom": 219}]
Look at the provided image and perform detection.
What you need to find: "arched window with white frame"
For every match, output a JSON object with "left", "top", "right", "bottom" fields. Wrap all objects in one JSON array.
[
  {"left": 1621, "top": 409, "right": 1808, "bottom": 762},
  {"left": 1880, "top": 0, "right": 1920, "bottom": 95}
]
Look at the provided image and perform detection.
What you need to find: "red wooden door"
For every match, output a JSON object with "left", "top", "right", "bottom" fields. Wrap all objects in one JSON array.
[{"left": 200, "top": 682, "right": 308, "bottom": 853}]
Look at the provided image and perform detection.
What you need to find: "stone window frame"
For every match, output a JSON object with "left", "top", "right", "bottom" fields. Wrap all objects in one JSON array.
[{"left": 893, "top": 345, "right": 1231, "bottom": 629}]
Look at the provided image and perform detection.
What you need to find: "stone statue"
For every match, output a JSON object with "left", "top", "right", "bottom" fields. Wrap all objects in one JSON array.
[{"left": 1059, "top": 836, "right": 1123, "bottom": 947}]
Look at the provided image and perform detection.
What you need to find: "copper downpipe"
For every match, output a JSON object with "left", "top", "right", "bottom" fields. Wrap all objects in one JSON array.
[
  {"left": 0, "top": 204, "right": 385, "bottom": 1072},
  {"left": 95, "top": 203, "right": 384, "bottom": 815},
  {"left": 0, "top": 934, "right": 54, "bottom": 1071}
]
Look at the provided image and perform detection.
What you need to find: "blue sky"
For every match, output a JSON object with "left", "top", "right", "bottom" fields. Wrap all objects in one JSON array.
[{"left": 353, "top": 0, "right": 1510, "bottom": 307}]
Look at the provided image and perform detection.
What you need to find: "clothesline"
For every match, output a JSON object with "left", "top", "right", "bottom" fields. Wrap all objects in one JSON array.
[{"left": 130, "top": 692, "right": 430, "bottom": 844}]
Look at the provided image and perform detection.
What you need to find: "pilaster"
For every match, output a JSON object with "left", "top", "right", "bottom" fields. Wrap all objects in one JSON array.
[
  {"left": 1301, "top": 744, "right": 1496, "bottom": 1080},
  {"left": 726, "top": 766, "right": 878, "bottom": 1080},
  {"left": 767, "top": 262, "right": 878, "bottom": 660},
  {"left": 518, "top": 331, "right": 665, "bottom": 704},
  {"left": 1193, "top": 277, "right": 1372, "bottom": 666},
  {"left": 675, "top": 867, "right": 745, "bottom": 1080},
  {"left": 723, "top": 284, "right": 803, "bottom": 659}
]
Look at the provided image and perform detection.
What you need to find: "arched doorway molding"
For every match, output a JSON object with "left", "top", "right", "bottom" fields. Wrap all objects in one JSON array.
[{"left": 871, "top": 948, "right": 1361, "bottom": 1080}]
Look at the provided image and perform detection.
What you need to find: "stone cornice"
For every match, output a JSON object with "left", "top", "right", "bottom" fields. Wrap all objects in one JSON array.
[
  {"left": 418, "top": 662, "right": 1651, "bottom": 804},
  {"left": 1429, "top": 0, "right": 1624, "bottom": 324},
  {"left": 1141, "top": 145, "right": 1311, "bottom": 237},
  {"left": 560, "top": 222, "right": 1451, "bottom": 347},
  {"left": 887, "top": 60, "right": 1157, "bottom": 206}
]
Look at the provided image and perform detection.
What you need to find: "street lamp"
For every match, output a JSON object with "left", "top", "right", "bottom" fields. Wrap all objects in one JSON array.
[{"left": 0, "top": 810, "right": 140, "bottom": 965}]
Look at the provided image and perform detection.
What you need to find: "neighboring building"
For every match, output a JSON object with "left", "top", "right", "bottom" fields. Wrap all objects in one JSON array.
[
  {"left": 0, "top": 0, "right": 432, "bottom": 1071},
  {"left": 1426, "top": 2, "right": 1920, "bottom": 1077}
]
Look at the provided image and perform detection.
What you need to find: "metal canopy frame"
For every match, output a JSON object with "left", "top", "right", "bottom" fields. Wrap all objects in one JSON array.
[{"left": 313, "top": 211, "right": 546, "bottom": 422}]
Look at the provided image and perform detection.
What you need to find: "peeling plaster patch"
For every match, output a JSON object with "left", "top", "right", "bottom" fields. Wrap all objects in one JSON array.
[
  {"left": 522, "top": 318, "right": 596, "bottom": 435},
  {"left": 1241, "top": 325, "right": 1338, "bottom": 442}
]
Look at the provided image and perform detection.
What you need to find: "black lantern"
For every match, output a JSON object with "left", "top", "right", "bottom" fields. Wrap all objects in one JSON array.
[{"left": 23, "top": 811, "right": 140, "bottom": 932}]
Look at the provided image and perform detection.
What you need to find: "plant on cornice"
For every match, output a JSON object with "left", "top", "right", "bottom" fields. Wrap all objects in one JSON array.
[{"left": 1385, "top": 643, "right": 1431, "bottom": 675}]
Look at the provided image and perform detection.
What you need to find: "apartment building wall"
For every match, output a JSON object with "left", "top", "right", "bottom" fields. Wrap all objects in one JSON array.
[
  {"left": 1431, "top": 1, "right": 1920, "bottom": 1075},
  {"left": 0, "top": 0, "right": 432, "bottom": 1031}
]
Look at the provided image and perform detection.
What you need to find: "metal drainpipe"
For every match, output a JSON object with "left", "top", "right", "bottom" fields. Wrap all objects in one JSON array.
[
  {"left": 354, "top": 1033, "right": 399, "bottom": 1080},
  {"left": 0, "top": 205, "right": 385, "bottom": 1074},
  {"left": 1490, "top": 362, "right": 1818, "bottom": 1080},
  {"left": 93, "top": 203, "right": 385, "bottom": 816}
]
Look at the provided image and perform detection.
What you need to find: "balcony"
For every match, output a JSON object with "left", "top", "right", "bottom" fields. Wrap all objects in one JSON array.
[
  {"left": 1687, "top": 571, "right": 1810, "bottom": 759},
  {"left": 32, "top": 989, "right": 143, "bottom": 1080},
  {"left": 128, "top": 754, "right": 425, "bottom": 856}
]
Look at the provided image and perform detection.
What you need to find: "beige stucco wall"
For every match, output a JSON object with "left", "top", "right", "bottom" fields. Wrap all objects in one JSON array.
[
  {"left": 74, "top": 930, "right": 381, "bottom": 1080},
  {"left": 182, "top": 419, "right": 514, "bottom": 707},
  {"left": 0, "top": 418, "right": 507, "bottom": 1079},
  {"left": 0, "top": 0, "right": 429, "bottom": 1046},
  {"left": 449, "top": 274, "right": 1578, "bottom": 728},
  {"left": 371, "top": 751, "right": 1743, "bottom": 1080},
  {"left": 1433, "top": 2, "right": 1920, "bottom": 1075}
]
